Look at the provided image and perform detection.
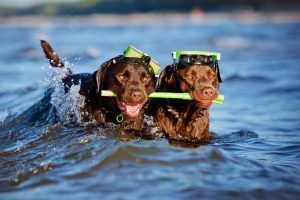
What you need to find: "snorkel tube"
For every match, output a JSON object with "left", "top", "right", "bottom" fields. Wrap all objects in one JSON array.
[{"left": 101, "top": 90, "right": 224, "bottom": 104}]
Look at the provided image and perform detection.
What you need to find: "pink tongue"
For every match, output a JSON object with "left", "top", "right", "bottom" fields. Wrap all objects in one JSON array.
[{"left": 125, "top": 104, "right": 139, "bottom": 112}]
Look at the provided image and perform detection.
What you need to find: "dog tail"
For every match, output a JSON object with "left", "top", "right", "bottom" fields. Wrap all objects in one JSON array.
[{"left": 40, "top": 40, "right": 65, "bottom": 68}]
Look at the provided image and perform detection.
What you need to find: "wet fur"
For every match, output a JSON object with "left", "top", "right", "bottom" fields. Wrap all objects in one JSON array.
[
  {"left": 40, "top": 40, "right": 155, "bottom": 131},
  {"left": 151, "top": 64, "right": 220, "bottom": 144}
]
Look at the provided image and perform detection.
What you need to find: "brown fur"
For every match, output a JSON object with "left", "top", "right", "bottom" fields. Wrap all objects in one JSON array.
[
  {"left": 151, "top": 64, "right": 220, "bottom": 144},
  {"left": 40, "top": 40, "right": 155, "bottom": 131}
]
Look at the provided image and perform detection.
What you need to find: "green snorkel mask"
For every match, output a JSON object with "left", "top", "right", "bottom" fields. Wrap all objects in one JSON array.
[
  {"left": 172, "top": 51, "right": 222, "bottom": 83},
  {"left": 123, "top": 45, "right": 161, "bottom": 75}
]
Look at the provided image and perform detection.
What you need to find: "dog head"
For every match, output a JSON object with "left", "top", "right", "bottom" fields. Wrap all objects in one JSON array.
[
  {"left": 95, "top": 55, "right": 155, "bottom": 119},
  {"left": 158, "top": 55, "right": 221, "bottom": 109}
]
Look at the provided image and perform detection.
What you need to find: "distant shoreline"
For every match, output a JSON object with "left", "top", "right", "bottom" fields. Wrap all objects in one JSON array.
[{"left": 1, "top": 11, "right": 300, "bottom": 28}]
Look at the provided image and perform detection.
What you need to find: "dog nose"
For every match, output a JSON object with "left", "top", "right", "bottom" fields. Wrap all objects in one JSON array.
[
  {"left": 201, "top": 87, "right": 215, "bottom": 99},
  {"left": 130, "top": 90, "right": 142, "bottom": 101}
]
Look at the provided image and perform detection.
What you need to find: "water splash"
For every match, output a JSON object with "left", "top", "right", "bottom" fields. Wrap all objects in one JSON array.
[
  {"left": 46, "top": 62, "right": 85, "bottom": 123},
  {"left": 143, "top": 115, "right": 164, "bottom": 139}
]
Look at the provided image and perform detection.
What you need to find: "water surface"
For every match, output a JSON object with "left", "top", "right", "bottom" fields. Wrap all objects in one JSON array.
[{"left": 0, "top": 17, "right": 300, "bottom": 199}]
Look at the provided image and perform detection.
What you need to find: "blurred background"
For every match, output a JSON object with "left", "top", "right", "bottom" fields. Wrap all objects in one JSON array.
[
  {"left": 1, "top": 1, "right": 300, "bottom": 200},
  {"left": 1, "top": 0, "right": 300, "bottom": 15}
]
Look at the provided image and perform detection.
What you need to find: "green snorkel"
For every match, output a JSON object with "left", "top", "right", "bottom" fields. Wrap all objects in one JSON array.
[
  {"left": 102, "top": 90, "right": 224, "bottom": 104},
  {"left": 100, "top": 46, "right": 224, "bottom": 104}
]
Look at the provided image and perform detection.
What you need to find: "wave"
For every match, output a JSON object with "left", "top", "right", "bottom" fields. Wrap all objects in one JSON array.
[
  {"left": 0, "top": 62, "right": 86, "bottom": 128},
  {"left": 264, "top": 85, "right": 300, "bottom": 95},
  {"left": 46, "top": 63, "right": 85, "bottom": 123},
  {"left": 224, "top": 74, "right": 272, "bottom": 82},
  {"left": 211, "top": 130, "right": 259, "bottom": 144}
]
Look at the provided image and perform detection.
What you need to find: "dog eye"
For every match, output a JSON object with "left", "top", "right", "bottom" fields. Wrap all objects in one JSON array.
[
  {"left": 142, "top": 76, "right": 150, "bottom": 82},
  {"left": 185, "top": 74, "right": 193, "bottom": 80},
  {"left": 208, "top": 71, "right": 216, "bottom": 80},
  {"left": 118, "top": 74, "right": 128, "bottom": 82}
]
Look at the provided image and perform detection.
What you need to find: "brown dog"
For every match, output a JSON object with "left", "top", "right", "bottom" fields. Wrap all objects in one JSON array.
[
  {"left": 40, "top": 40, "right": 155, "bottom": 131},
  {"left": 151, "top": 54, "right": 222, "bottom": 144}
]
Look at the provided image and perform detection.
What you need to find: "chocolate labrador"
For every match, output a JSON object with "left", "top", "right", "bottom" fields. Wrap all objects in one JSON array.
[
  {"left": 151, "top": 54, "right": 222, "bottom": 144},
  {"left": 40, "top": 40, "right": 155, "bottom": 131}
]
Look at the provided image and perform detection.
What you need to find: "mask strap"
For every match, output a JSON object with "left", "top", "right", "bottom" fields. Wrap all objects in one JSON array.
[
  {"left": 172, "top": 57, "right": 177, "bottom": 72},
  {"left": 215, "top": 61, "right": 222, "bottom": 83}
]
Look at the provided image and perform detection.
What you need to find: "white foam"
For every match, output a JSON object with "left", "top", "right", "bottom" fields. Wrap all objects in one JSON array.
[
  {"left": 47, "top": 62, "right": 86, "bottom": 123},
  {"left": 144, "top": 115, "right": 164, "bottom": 138}
]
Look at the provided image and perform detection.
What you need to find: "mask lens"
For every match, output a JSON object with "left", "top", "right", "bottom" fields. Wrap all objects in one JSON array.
[{"left": 179, "top": 55, "right": 215, "bottom": 68}]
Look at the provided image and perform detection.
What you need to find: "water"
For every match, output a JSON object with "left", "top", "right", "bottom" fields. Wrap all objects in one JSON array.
[{"left": 1, "top": 16, "right": 300, "bottom": 199}]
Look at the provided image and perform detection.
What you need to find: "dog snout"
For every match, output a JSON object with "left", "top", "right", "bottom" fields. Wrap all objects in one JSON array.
[
  {"left": 131, "top": 90, "right": 142, "bottom": 100},
  {"left": 201, "top": 87, "right": 216, "bottom": 99},
  {"left": 128, "top": 88, "right": 146, "bottom": 103}
]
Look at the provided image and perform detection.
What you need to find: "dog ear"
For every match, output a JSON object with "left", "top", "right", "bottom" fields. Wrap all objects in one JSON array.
[
  {"left": 94, "top": 55, "right": 123, "bottom": 93},
  {"left": 157, "top": 65, "right": 176, "bottom": 91},
  {"left": 94, "top": 58, "right": 112, "bottom": 93}
]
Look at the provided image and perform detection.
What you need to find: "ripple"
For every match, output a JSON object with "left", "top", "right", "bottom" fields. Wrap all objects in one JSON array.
[
  {"left": 264, "top": 85, "right": 300, "bottom": 94},
  {"left": 212, "top": 130, "right": 259, "bottom": 144},
  {"left": 1, "top": 23, "right": 300, "bottom": 199},
  {"left": 1, "top": 161, "right": 55, "bottom": 188},
  {"left": 224, "top": 74, "right": 272, "bottom": 82}
]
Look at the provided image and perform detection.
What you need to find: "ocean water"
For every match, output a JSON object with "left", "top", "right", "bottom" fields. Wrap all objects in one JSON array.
[{"left": 0, "top": 17, "right": 300, "bottom": 199}]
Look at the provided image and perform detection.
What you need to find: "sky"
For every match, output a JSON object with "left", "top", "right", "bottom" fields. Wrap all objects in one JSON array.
[{"left": 0, "top": 0, "right": 81, "bottom": 7}]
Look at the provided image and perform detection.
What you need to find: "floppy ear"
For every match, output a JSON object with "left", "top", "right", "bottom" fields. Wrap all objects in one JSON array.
[
  {"left": 157, "top": 65, "right": 176, "bottom": 91},
  {"left": 94, "top": 56, "right": 119, "bottom": 93},
  {"left": 95, "top": 55, "right": 124, "bottom": 93}
]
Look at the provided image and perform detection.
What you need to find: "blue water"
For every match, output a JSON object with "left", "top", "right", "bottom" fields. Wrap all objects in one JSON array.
[{"left": 0, "top": 18, "right": 300, "bottom": 199}]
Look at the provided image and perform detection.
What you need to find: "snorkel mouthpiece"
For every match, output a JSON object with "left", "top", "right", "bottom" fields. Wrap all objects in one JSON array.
[{"left": 101, "top": 90, "right": 224, "bottom": 104}]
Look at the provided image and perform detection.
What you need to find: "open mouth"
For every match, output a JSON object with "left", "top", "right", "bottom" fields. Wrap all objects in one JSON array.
[
  {"left": 191, "top": 93, "right": 215, "bottom": 108},
  {"left": 116, "top": 99, "right": 143, "bottom": 118}
]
